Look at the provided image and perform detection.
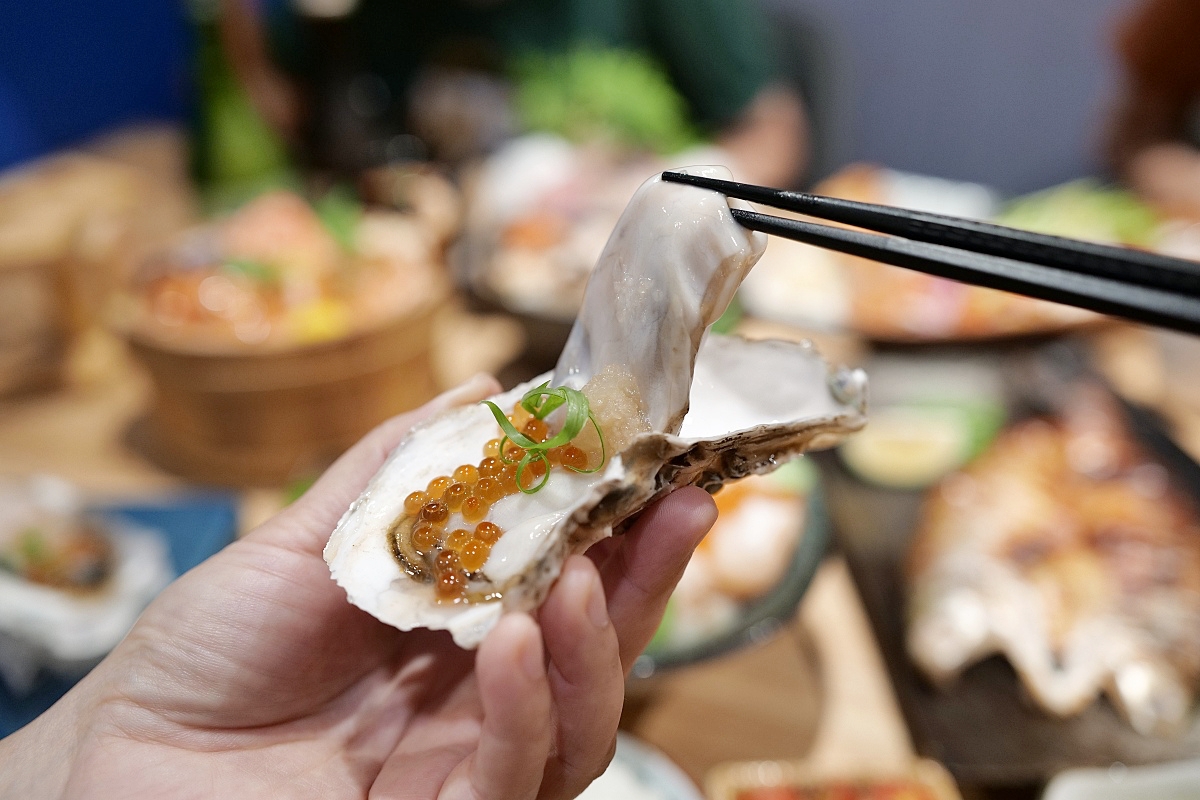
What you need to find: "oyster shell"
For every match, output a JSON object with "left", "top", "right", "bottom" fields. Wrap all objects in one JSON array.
[{"left": 325, "top": 167, "right": 867, "bottom": 648}]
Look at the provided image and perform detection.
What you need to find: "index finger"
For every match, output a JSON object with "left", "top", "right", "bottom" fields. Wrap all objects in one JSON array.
[{"left": 590, "top": 486, "right": 718, "bottom": 671}]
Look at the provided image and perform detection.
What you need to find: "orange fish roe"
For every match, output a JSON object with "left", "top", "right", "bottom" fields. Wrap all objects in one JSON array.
[
  {"left": 499, "top": 464, "right": 519, "bottom": 493},
  {"left": 475, "top": 521, "right": 502, "bottom": 544},
  {"left": 558, "top": 445, "right": 588, "bottom": 471},
  {"left": 523, "top": 418, "right": 549, "bottom": 443},
  {"left": 459, "top": 539, "right": 489, "bottom": 572},
  {"left": 435, "top": 549, "right": 460, "bottom": 572},
  {"left": 436, "top": 570, "right": 465, "bottom": 600},
  {"left": 411, "top": 524, "right": 440, "bottom": 555},
  {"left": 404, "top": 491, "right": 429, "bottom": 515},
  {"left": 443, "top": 482, "right": 469, "bottom": 512},
  {"left": 454, "top": 464, "right": 480, "bottom": 484},
  {"left": 394, "top": 398, "right": 606, "bottom": 603},
  {"left": 426, "top": 476, "right": 452, "bottom": 500},
  {"left": 474, "top": 477, "right": 503, "bottom": 504},
  {"left": 419, "top": 501, "right": 449, "bottom": 525},
  {"left": 445, "top": 528, "right": 471, "bottom": 552},
  {"left": 518, "top": 459, "right": 548, "bottom": 491},
  {"left": 461, "top": 495, "right": 488, "bottom": 523}
]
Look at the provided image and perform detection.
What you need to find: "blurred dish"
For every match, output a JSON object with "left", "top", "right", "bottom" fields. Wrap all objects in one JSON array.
[
  {"left": 0, "top": 146, "right": 195, "bottom": 395},
  {"left": 740, "top": 165, "right": 1109, "bottom": 341},
  {"left": 907, "top": 383, "right": 1200, "bottom": 736},
  {"left": 823, "top": 347, "right": 1200, "bottom": 787},
  {"left": 123, "top": 189, "right": 449, "bottom": 352},
  {"left": 0, "top": 487, "right": 238, "bottom": 737},
  {"left": 0, "top": 475, "right": 174, "bottom": 696},
  {"left": 460, "top": 134, "right": 662, "bottom": 321},
  {"left": 578, "top": 733, "right": 704, "bottom": 800},
  {"left": 458, "top": 134, "right": 734, "bottom": 373},
  {"left": 706, "top": 758, "right": 961, "bottom": 800},
  {"left": 635, "top": 460, "right": 828, "bottom": 675},
  {"left": 996, "top": 179, "right": 1160, "bottom": 247},
  {"left": 121, "top": 188, "right": 453, "bottom": 485},
  {"left": 838, "top": 355, "right": 1007, "bottom": 491},
  {"left": 1043, "top": 757, "right": 1200, "bottom": 800}
]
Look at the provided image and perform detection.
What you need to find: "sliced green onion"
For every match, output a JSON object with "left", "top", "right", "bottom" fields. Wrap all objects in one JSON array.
[
  {"left": 515, "top": 452, "right": 552, "bottom": 494},
  {"left": 482, "top": 383, "right": 608, "bottom": 493}
]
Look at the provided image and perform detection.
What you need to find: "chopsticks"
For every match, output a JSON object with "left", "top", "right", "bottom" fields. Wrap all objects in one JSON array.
[{"left": 661, "top": 171, "right": 1200, "bottom": 334}]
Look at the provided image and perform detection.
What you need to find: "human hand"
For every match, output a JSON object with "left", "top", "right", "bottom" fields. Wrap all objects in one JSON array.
[{"left": 0, "top": 375, "right": 718, "bottom": 800}]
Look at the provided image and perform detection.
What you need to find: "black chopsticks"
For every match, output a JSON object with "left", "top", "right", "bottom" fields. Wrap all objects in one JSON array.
[{"left": 661, "top": 170, "right": 1200, "bottom": 334}]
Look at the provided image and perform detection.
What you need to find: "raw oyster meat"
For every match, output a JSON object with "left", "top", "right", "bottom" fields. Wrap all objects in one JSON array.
[
  {"left": 906, "top": 385, "right": 1200, "bottom": 734},
  {"left": 325, "top": 167, "right": 867, "bottom": 648}
]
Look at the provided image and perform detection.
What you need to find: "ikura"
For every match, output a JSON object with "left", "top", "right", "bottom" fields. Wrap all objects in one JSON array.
[{"left": 392, "top": 393, "right": 605, "bottom": 603}]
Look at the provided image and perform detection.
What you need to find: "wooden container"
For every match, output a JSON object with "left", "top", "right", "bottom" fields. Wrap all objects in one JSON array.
[
  {"left": 0, "top": 214, "right": 73, "bottom": 397},
  {"left": 128, "top": 294, "right": 448, "bottom": 487}
]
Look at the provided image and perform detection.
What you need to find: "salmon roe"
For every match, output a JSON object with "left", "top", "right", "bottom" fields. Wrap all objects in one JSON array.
[
  {"left": 523, "top": 418, "right": 549, "bottom": 443},
  {"left": 475, "top": 521, "right": 502, "bottom": 544},
  {"left": 460, "top": 540, "right": 489, "bottom": 572},
  {"left": 445, "top": 528, "right": 471, "bottom": 552},
  {"left": 436, "top": 570, "right": 465, "bottom": 600},
  {"left": 474, "top": 477, "right": 503, "bottom": 504},
  {"left": 443, "top": 482, "right": 469, "bottom": 512},
  {"left": 404, "top": 491, "right": 429, "bottom": 515},
  {"left": 558, "top": 445, "right": 588, "bottom": 471},
  {"left": 419, "top": 501, "right": 449, "bottom": 525},
  {"left": 461, "top": 495, "right": 488, "bottom": 523},
  {"left": 394, "top": 399, "right": 603, "bottom": 603},
  {"left": 426, "top": 476, "right": 452, "bottom": 499}
]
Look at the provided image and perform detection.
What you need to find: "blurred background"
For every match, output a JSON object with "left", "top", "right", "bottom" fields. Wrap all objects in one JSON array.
[{"left": 3, "top": 1, "right": 1200, "bottom": 798}]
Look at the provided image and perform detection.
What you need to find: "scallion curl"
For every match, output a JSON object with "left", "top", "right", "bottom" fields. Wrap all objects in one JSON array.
[{"left": 482, "top": 382, "right": 607, "bottom": 493}]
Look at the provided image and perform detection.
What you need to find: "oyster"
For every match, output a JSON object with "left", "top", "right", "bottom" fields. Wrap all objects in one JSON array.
[{"left": 325, "top": 167, "right": 867, "bottom": 648}]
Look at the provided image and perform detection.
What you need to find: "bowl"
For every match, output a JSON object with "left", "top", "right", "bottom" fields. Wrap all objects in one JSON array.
[
  {"left": 581, "top": 732, "right": 705, "bottom": 800},
  {"left": 628, "top": 467, "right": 830, "bottom": 680},
  {"left": 127, "top": 290, "right": 448, "bottom": 486}
]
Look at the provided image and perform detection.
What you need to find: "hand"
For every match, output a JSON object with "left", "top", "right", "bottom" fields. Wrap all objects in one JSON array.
[{"left": 0, "top": 375, "right": 717, "bottom": 800}]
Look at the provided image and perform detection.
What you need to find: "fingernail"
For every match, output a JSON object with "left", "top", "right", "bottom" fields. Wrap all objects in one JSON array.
[{"left": 584, "top": 569, "right": 609, "bottom": 630}]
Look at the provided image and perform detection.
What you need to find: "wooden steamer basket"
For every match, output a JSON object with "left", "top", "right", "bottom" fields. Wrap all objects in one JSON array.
[{"left": 128, "top": 283, "right": 449, "bottom": 487}]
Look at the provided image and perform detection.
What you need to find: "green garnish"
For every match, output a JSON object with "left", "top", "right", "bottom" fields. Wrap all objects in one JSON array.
[
  {"left": 222, "top": 258, "right": 279, "bottom": 285},
  {"left": 314, "top": 186, "right": 363, "bottom": 253},
  {"left": 483, "top": 382, "right": 606, "bottom": 494},
  {"left": 510, "top": 45, "right": 701, "bottom": 155},
  {"left": 18, "top": 528, "right": 47, "bottom": 564}
]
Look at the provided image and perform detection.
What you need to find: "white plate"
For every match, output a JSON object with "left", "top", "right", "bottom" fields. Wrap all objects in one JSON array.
[
  {"left": 1043, "top": 759, "right": 1200, "bottom": 800},
  {"left": 577, "top": 733, "right": 704, "bottom": 800}
]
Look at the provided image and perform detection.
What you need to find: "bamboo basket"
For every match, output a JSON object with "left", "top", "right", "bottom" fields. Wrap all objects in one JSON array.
[{"left": 128, "top": 290, "right": 448, "bottom": 487}]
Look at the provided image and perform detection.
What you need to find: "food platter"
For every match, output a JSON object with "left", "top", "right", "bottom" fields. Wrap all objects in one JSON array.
[
  {"left": 821, "top": 342, "right": 1200, "bottom": 787},
  {"left": 631, "top": 467, "right": 831, "bottom": 677},
  {"left": 738, "top": 167, "right": 1180, "bottom": 344},
  {"left": 0, "top": 491, "right": 238, "bottom": 738}
]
